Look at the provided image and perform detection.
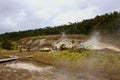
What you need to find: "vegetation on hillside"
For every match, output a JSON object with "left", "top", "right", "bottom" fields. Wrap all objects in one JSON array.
[
  {"left": 0, "top": 11, "right": 120, "bottom": 42},
  {"left": 0, "top": 40, "right": 15, "bottom": 50}
]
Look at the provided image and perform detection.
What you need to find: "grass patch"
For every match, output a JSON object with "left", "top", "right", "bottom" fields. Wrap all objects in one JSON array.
[
  {"left": 0, "top": 49, "right": 120, "bottom": 80},
  {"left": 34, "top": 50, "right": 120, "bottom": 80}
]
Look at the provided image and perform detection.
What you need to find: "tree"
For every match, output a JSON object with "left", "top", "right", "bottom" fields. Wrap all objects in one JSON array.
[{"left": 1, "top": 40, "right": 13, "bottom": 50}]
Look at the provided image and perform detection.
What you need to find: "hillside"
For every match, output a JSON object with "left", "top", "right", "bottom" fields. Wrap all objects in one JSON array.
[{"left": 0, "top": 11, "right": 120, "bottom": 42}]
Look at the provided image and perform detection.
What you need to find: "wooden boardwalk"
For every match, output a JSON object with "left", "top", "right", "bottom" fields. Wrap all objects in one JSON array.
[{"left": 0, "top": 57, "right": 19, "bottom": 63}]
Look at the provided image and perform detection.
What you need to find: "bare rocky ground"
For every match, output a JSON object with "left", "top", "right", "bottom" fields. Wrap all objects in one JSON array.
[
  {"left": 18, "top": 34, "right": 120, "bottom": 52},
  {"left": 0, "top": 61, "right": 54, "bottom": 80},
  {"left": 0, "top": 61, "right": 109, "bottom": 80}
]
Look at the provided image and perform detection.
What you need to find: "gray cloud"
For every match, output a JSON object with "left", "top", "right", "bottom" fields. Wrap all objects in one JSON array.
[{"left": 0, "top": 0, "right": 120, "bottom": 34}]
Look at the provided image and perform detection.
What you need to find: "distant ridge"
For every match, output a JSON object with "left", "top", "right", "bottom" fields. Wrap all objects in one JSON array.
[{"left": 0, "top": 11, "right": 120, "bottom": 41}]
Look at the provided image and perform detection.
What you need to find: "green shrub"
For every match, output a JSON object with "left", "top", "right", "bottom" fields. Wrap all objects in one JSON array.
[
  {"left": 60, "top": 44, "right": 67, "bottom": 50},
  {"left": 0, "top": 40, "right": 13, "bottom": 50}
]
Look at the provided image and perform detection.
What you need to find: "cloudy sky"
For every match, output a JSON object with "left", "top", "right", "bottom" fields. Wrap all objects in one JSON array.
[{"left": 0, "top": 0, "right": 120, "bottom": 33}]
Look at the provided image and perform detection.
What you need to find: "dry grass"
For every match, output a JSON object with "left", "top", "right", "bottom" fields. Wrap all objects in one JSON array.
[
  {"left": 18, "top": 34, "right": 88, "bottom": 43},
  {"left": 15, "top": 50, "right": 119, "bottom": 80},
  {"left": 33, "top": 52, "right": 56, "bottom": 65},
  {"left": 32, "top": 50, "right": 120, "bottom": 80},
  {"left": 0, "top": 49, "right": 120, "bottom": 80}
]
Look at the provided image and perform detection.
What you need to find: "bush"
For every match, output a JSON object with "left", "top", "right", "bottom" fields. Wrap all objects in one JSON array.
[
  {"left": 60, "top": 44, "right": 67, "bottom": 50},
  {"left": 0, "top": 40, "right": 13, "bottom": 50}
]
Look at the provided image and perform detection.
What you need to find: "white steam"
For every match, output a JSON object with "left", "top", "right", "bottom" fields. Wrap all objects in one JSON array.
[
  {"left": 60, "top": 32, "right": 67, "bottom": 40},
  {"left": 55, "top": 32, "right": 73, "bottom": 49},
  {"left": 78, "top": 32, "right": 120, "bottom": 52},
  {"left": 6, "top": 62, "right": 53, "bottom": 72}
]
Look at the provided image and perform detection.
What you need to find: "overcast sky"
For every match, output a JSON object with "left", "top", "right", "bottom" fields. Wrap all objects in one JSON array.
[{"left": 0, "top": 0, "right": 120, "bottom": 33}]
